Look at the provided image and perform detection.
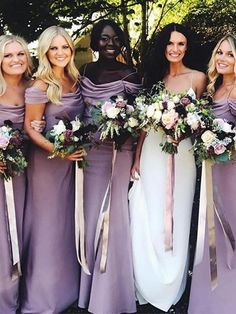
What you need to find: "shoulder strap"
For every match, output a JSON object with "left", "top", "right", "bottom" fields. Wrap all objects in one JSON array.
[
  {"left": 121, "top": 71, "right": 137, "bottom": 81},
  {"left": 227, "top": 84, "right": 236, "bottom": 100}
]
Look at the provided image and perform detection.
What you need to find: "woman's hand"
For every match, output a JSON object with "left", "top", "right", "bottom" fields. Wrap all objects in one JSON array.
[
  {"left": 31, "top": 119, "right": 46, "bottom": 133},
  {"left": 65, "top": 148, "right": 86, "bottom": 161},
  {"left": 131, "top": 158, "right": 140, "bottom": 180},
  {"left": 0, "top": 161, "right": 6, "bottom": 173},
  {"left": 167, "top": 135, "right": 179, "bottom": 146}
]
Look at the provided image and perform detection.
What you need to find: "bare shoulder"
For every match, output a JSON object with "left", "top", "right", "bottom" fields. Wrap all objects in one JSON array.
[
  {"left": 121, "top": 65, "right": 141, "bottom": 84},
  {"left": 31, "top": 79, "right": 48, "bottom": 92},
  {"left": 192, "top": 70, "right": 206, "bottom": 83}
]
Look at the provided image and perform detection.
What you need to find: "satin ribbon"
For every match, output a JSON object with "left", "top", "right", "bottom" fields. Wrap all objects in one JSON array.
[
  {"left": 94, "top": 142, "right": 117, "bottom": 272},
  {"left": 75, "top": 162, "right": 91, "bottom": 275},
  {"left": 4, "top": 178, "right": 21, "bottom": 280},
  {"left": 195, "top": 161, "right": 217, "bottom": 289},
  {"left": 195, "top": 160, "right": 236, "bottom": 289},
  {"left": 164, "top": 154, "right": 175, "bottom": 251}
]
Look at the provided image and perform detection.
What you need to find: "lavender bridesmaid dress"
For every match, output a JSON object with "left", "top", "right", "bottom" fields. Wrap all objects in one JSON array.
[
  {"left": 0, "top": 103, "right": 26, "bottom": 313},
  {"left": 78, "top": 76, "right": 141, "bottom": 314},
  {"left": 189, "top": 98, "right": 236, "bottom": 314},
  {"left": 20, "top": 87, "right": 84, "bottom": 314}
]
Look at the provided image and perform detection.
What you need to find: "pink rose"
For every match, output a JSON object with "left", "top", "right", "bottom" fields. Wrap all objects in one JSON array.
[
  {"left": 214, "top": 143, "right": 226, "bottom": 155},
  {"left": 161, "top": 109, "right": 179, "bottom": 129},
  {"left": 101, "top": 101, "right": 115, "bottom": 115},
  {"left": 0, "top": 136, "right": 10, "bottom": 150}
]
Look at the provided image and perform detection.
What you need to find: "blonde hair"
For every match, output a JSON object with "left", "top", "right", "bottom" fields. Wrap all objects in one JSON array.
[
  {"left": 35, "top": 26, "right": 79, "bottom": 104},
  {"left": 0, "top": 34, "right": 32, "bottom": 96},
  {"left": 207, "top": 34, "right": 236, "bottom": 95}
]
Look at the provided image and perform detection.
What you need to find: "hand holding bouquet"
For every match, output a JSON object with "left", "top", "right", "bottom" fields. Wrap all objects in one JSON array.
[
  {"left": 46, "top": 116, "right": 97, "bottom": 168},
  {"left": 91, "top": 95, "right": 139, "bottom": 150},
  {"left": 0, "top": 120, "right": 27, "bottom": 181}
]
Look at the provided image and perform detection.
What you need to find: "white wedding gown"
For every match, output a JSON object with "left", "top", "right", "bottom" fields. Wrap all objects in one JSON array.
[{"left": 129, "top": 90, "right": 197, "bottom": 311}]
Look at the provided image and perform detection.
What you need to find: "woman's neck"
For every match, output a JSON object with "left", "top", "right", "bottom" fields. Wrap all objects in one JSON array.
[
  {"left": 168, "top": 62, "right": 188, "bottom": 77},
  {"left": 97, "top": 57, "right": 119, "bottom": 70},
  {"left": 221, "top": 74, "right": 236, "bottom": 87},
  {"left": 4, "top": 73, "right": 24, "bottom": 87}
]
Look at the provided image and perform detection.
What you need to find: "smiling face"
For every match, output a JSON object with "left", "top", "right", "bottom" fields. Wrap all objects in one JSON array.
[
  {"left": 1, "top": 41, "right": 28, "bottom": 76},
  {"left": 98, "top": 25, "right": 121, "bottom": 59},
  {"left": 47, "top": 35, "right": 72, "bottom": 69},
  {"left": 165, "top": 31, "right": 187, "bottom": 63},
  {"left": 215, "top": 39, "right": 235, "bottom": 75}
]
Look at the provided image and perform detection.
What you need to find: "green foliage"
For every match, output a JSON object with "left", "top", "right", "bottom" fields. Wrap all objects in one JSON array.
[{"left": 183, "top": 0, "right": 236, "bottom": 43}]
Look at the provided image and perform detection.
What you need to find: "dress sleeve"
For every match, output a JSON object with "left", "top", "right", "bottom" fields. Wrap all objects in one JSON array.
[{"left": 25, "top": 87, "right": 48, "bottom": 104}]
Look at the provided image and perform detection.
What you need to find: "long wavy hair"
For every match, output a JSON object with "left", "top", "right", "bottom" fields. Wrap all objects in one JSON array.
[
  {"left": 207, "top": 34, "right": 236, "bottom": 95},
  {"left": 35, "top": 26, "right": 79, "bottom": 104},
  {"left": 0, "top": 34, "right": 32, "bottom": 96},
  {"left": 144, "top": 23, "right": 196, "bottom": 88}
]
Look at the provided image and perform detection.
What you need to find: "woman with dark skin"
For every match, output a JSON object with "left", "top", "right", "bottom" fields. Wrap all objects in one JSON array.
[{"left": 78, "top": 19, "right": 141, "bottom": 314}]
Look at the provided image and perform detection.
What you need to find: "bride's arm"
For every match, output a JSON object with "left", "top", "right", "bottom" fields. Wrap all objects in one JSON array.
[{"left": 131, "top": 129, "right": 147, "bottom": 180}]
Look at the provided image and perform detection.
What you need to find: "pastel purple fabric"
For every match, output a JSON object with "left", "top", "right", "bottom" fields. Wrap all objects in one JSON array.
[
  {"left": 20, "top": 87, "right": 84, "bottom": 314},
  {"left": 189, "top": 98, "right": 236, "bottom": 314},
  {"left": 78, "top": 76, "right": 141, "bottom": 314},
  {"left": 0, "top": 103, "right": 25, "bottom": 314}
]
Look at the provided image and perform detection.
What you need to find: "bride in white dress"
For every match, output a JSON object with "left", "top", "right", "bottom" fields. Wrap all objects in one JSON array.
[{"left": 129, "top": 23, "right": 206, "bottom": 312}]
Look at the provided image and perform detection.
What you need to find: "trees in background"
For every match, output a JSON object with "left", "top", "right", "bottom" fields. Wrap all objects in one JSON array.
[{"left": 0, "top": 0, "right": 234, "bottom": 71}]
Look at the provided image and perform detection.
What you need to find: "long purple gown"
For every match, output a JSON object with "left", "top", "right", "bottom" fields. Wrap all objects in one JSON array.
[
  {"left": 78, "top": 76, "right": 141, "bottom": 314},
  {"left": 0, "top": 103, "right": 26, "bottom": 313},
  {"left": 189, "top": 98, "right": 236, "bottom": 314},
  {"left": 20, "top": 87, "right": 84, "bottom": 314}
]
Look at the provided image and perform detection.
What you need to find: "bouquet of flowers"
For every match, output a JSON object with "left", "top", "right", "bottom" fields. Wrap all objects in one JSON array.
[
  {"left": 46, "top": 116, "right": 97, "bottom": 168},
  {"left": 0, "top": 120, "right": 27, "bottom": 181},
  {"left": 91, "top": 95, "right": 139, "bottom": 150},
  {"left": 193, "top": 118, "right": 236, "bottom": 165},
  {"left": 134, "top": 83, "right": 213, "bottom": 154}
]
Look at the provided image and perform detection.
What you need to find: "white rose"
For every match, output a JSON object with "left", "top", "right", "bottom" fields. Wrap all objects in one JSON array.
[
  {"left": 172, "top": 95, "right": 180, "bottom": 103},
  {"left": 71, "top": 119, "right": 81, "bottom": 132},
  {"left": 128, "top": 117, "right": 139, "bottom": 128},
  {"left": 186, "top": 113, "right": 199, "bottom": 130},
  {"left": 146, "top": 105, "right": 155, "bottom": 118},
  {"left": 161, "top": 109, "right": 178, "bottom": 129},
  {"left": 167, "top": 101, "right": 175, "bottom": 110},
  {"left": 201, "top": 130, "right": 216, "bottom": 145},
  {"left": 222, "top": 122, "right": 233, "bottom": 133},
  {"left": 153, "top": 110, "right": 162, "bottom": 123},
  {"left": 106, "top": 107, "right": 120, "bottom": 119},
  {"left": 52, "top": 120, "right": 66, "bottom": 135}
]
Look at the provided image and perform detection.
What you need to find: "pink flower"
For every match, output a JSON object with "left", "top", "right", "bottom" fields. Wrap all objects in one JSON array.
[
  {"left": 161, "top": 109, "right": 179, "bottom": 129},
  {"left": 101, "top": 101, "right": 115, "bottom": 115},
  {"left": 0, "top": 136, "right": 10, "bottom": 149},
  {"left": 214, "top": 143, "right": 226, "bottom": 155}
]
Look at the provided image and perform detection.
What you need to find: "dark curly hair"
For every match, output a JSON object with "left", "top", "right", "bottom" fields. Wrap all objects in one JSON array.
[
  {"left": 144, "top": 23, "right": 197, "bottom": 88},
  {"left": 90, "top": 19, "right": 126, "bottom": 52}
]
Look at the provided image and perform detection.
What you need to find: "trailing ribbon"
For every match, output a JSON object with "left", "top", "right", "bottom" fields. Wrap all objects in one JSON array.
[
  {"left": 195, "top": 160, "right": 236, "bottom": 289},
  {"left": 4, "top": 178, "right": 21, "bottom": 280},
  {"left": 205, "top": 162, "right": 217, "bottom": 290},
  {"left": 164, "top": 154, "right": 175, "bottom": 251},
  {"left": 94, "top": 142, "right": 117, "bottom": 272},
  {"left": 75, "top": 162, "right": 91, "bottom": 275},
  {"left": 195, "top": 161, "right": 217, "bottom": 290}
]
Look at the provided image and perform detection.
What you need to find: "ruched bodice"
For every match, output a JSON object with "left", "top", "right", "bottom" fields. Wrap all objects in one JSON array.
[
  {"left": 213, "top": 98, "right": 236, "bottom": 123},
  {"left": 25, "top": 86, "right": 84, "bottom": 131},
  {"left": 80, "top": 76, "right": 142, "bottom": 122},
  {"left": 0, "top": 103, "right": 24, "bottom": 129}
]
